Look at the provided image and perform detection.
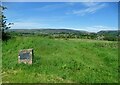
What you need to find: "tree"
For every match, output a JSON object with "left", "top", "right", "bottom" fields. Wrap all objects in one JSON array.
[{"left": 0, "top": 4, "right": 13, "bottom": 41}]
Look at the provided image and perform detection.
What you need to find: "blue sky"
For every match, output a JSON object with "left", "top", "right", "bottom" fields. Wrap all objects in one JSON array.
[{"left": 3, "top": 2, "right": 118, "bottom": 32}]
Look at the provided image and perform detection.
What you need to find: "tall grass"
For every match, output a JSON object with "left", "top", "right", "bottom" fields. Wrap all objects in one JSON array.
[{"left": 2, "top": 36, "right": 118, "bottom": 83}]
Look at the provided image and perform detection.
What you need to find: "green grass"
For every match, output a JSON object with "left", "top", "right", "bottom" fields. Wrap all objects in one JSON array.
[
  {"left": 0, "top": 40, "right": 2, "bottom": 84},
  {"left": 2, "top": 36, "right": 118, "bottom": 83}
]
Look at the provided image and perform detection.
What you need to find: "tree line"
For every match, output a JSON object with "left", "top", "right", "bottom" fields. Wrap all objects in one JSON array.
[{"left": 9, "top": 31, "right": 119, "bottom": 41}]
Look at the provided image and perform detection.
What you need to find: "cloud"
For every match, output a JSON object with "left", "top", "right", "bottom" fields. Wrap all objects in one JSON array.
[
  {"left": 81, "top": 2, "right": 99, "bottom": 7},
  {"left": 35, "top": 3, "right": 67, "bottom": 12},
  {"left": 11, "top": 23, "right": 117, "bottom": 33},
  {"left": 58, "top": 25, "right": 117, "bottom": 32},
  {"left": 11, "top": 22, "right": 48, "bottom": 29},
  {"left": 85, "top": 25, "right": 117, "bottom": 32},
  {"left": 72, "top": 2, "right": 107, "bottom": 16}
]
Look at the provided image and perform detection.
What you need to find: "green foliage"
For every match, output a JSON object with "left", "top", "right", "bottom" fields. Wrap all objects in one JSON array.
[
  {"left": 98, "top": 30, "right": 119, "bottom": 41},
  {"left": 2, "top": 36, "right": 118, "bottom": 83},
  {"left": 0, "top": 5, "right": 13, "bottom": 41},
  {"left": 103, "top": 36, "right": 118, "bottom": 41}
]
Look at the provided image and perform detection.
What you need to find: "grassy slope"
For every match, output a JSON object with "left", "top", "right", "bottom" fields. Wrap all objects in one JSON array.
[{"left": 2, "top": 36, "right": 118, "bottom": 83}]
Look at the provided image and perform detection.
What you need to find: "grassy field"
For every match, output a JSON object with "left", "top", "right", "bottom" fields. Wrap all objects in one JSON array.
[{"left": 2, "top": 36, "right": 118, "bottom": 83}]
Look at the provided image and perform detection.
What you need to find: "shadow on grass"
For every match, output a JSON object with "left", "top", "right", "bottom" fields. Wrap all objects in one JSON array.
[{"left": 32, "top": 56, "right": 41, "bottom": 66}]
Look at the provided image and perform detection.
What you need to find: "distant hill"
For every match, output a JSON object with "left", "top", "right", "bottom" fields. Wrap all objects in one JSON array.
[
  {"left": 7, "top": 29, "right": 119, "bottom": 41},
  {"left": 97, "top": 30, "right": 119, "bottom": 36},
  {"left": 97, "top": 30, "right": 119, "bottom": 41},
  {"left": 8, "top": 29, "right": 118, "bottom": 35},
  {"left": 7, "top": 29, "right": 89, "bottom": 34}
]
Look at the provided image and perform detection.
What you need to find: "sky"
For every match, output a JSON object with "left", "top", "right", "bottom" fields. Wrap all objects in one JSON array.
[{"left": 2, "top": 2, "right": 118, "bottom": 32}]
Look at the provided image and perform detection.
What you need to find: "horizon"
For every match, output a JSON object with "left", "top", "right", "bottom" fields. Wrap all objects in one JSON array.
[
  {"left": 3, "top": 2, "right": 118, "bottom": 32},
  {"left": 8, "top": 28, "right": 118, "bottom": 33}
]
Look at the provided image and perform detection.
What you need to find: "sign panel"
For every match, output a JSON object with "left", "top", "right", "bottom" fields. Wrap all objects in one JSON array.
[{"left": 18, "top": 49, "right": 33, "bottom": 64}]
